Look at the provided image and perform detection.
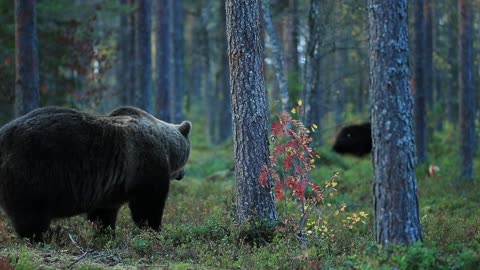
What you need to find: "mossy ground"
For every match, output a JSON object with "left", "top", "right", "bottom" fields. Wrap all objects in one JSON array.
[{"left": 0, "top": 122, "right": 479, "bottom": 269}]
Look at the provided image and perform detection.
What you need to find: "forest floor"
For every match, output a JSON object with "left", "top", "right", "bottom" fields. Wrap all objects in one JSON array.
[{"left": 1, "top": 121, "right": 479, "bottom": 269}]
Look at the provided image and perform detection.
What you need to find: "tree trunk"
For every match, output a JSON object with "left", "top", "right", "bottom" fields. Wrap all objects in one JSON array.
[
  {"left": 217, "top": 1, "right": 232, "bottom": 143},
  {"left": 458, "top": 0, "right": 475, "bottom": 180},
  {"left": 424, "top": 0, "right": 433, "bottom": 138},
  {"left": 368, "top": 0, "right": 423, "bottom": 246},
  {"left": 226, "top": 0, "right": 277, "bottom": 223},
  {"left": 260, "top": 0, "right": 290, "bottom": 113},
  {"left": 135, "top": 0, "right": 153, "bottom": 113},
  {"left": 126, "top": 0, "right": 136, "bottom": 106},
  {"left": 413, "top": 0, "right": 428, "bottom": 164},
  {"left": 15, "top": 0, "right": 40, "bottom": 117},
  {"left": 171, "top": 0, "right": 185, "bottom": 123},
  {"left": 303, "top": 0, "right": 323, "bottom": 144},
  {"left": 446, "top": 0, "right": 458, "bottom": 124},
  {"left": 155, "top": 0, "right": 172, "bottom": 121},
  {"left": 283, "top": 0, "right": 300, "bottom": 98}
]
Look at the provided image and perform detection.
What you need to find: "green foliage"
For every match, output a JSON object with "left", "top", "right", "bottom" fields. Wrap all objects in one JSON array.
[{"left": 10, "top": 248, "right": 39, "bottom": 270}]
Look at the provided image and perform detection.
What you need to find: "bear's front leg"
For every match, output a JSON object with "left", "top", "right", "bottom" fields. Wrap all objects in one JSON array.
[
  {"left": 129, "top": 183, "right": 170, "bottom": 231},
  {"left": 87, "top": 207, "right": 120, "bottom": 231},
  {"left": 10, "top": 210, "right": 51, "bottom": 243}
]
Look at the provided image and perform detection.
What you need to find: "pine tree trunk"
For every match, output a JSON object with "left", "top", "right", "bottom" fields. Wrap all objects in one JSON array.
[
  {"left": 458, "top": 0, "right": 475, "bottom": 180},
  {"left": 135, "top": 0, "right": 153, "bottom": 113},
  {"left": 424, "top": 0, "right": 434, "bottom": 138},
  {"left": 171, "top": 0, "right": 185, "bottom": 123},
  {"left": 226, "top": 0, "right": 277, "bottom": 223},
  {"left": 15, "top": 0, "right": 40, "bottom": 117},
  {"left": 368, "top": 0, "right": 423, "bottom": 246},
  {"left": 155, "top": 0, "right": 172, "bottom": 121},
  {"left": 414, "top": 0, "right": 428, "bottom": 164},
  {"left": 260, "top": 0, "right": 290, "bottom": 112}
]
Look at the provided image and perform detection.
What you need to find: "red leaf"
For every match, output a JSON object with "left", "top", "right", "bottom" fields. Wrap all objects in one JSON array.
[
  {"left": 272, "top": 122, "right": 284, "bottom": 138},
  {"left": 309, "top": 182, "right": 324, "bottom": 202},
  {"left": 293, "top": 180, "right": 306, "bottom": 201},
  {"left": 284, "top": 154, "right": 294, "bottom": 170},
  {"left": 275, "top": 181, "right": 284, "bottom": 201}
]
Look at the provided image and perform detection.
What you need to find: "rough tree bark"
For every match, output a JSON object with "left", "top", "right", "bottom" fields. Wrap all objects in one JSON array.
[
  {"left": 135, "top": 0, "right": 153, "bottom": 113},
  {"left": 15, "top": 0, "right": 40, "bottom": 117},
  {"left": 226, "top": 0, "right": 277, "bottom": 223},
  {"left": 458, "top": 0, "right": 475, "bottom": 180},
  {"left": 368, "top": 0, "right": 423, "bottom": 246},
  {"left": 413, "top": 0, "right": 427, "bottom": 164}
]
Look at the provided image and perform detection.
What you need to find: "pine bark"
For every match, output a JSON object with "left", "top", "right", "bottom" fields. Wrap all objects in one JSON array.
[
  {"left": 15, "top": 0, "right": 40, "bottom": 117},
  {"left": 226, "top": 0, "right": 277, "bottom": 223},
  {"left": 368, "top": 0, "right": 423, "bottom": 246},
  {"left": 458, "top": 0, "right": 475, "bottom": 180}
]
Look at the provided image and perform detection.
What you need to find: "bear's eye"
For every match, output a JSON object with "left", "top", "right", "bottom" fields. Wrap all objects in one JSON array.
[{"left": 347, "top": 133, "right": 351, "bottom": 138}]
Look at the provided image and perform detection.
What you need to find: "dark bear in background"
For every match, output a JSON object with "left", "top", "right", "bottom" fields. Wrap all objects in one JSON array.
[
  {"left": 332, "top": 122, "right": 372, "bottom": 157},
  {"left": 0, "top": 106, "right": 191, "bottom": 241}
]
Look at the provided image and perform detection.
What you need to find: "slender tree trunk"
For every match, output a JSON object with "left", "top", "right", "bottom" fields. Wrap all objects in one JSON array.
[
  {"left": 260, "top": 0, "right": 290, "bottom": 112},
  {"left": 126, "top": 0, "right": 136, "bottom": 106},
  {"left": 424, "top": 0, "right": 433, "bottom": 138},
  {"left": 156, "top": 0, "right": 172, "bottom": 120},
  {"left": 284, "top": 0, "right": 300, "bottom": 96},
  {"left": 15, "top": 0, "right": 40, "bottom": 117},
  {"left": 135, "top": 0, "right": 153, "bottom": 113},
  {"left": 434, "top": 2, "right": 443, "bottom": 131},
  {"left": 303, "top": 0, "right": 323, "bottom": 136},
  {"left": 218, "top": 1, "right": 232, "bottom": 143},
  {"left": 446, "top": 3, "right": 457, "bottom": 124},
  {"left": 368, "top": 0, "right": 423, "bottom": 246},
  {"left": 458, "top": 0, "right": 475, "bottom": 180},
  {"left": 226, "top": 0, "right": 277, "bottom": 223},
  {"left": 201, "top": 2, "right": 217, "bottom": 144},
  {"left": 414, "top": 0, "right": 428, "bottom": 164},
  {"left": 171, "top": 0, "right": 185, "bottom": 123}
]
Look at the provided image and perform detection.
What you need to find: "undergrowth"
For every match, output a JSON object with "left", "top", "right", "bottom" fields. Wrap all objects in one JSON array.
[{"left": 0, "top": 114, "right": 479, "bottom": 269}]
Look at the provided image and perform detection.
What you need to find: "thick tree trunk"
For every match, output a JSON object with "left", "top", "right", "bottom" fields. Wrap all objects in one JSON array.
[
  {"left": 155, "top": 0, "right": 172, "bottom": 121},
  {"left": 260, "top": 0, "right": 290, "bottom": 112},
  {"left": 414, "top": 0, "right": 427, "bottom": 164},
  {"left": 135, "top": 0, "right": 153, "bottom": 113},
  {"left": 15, "top": 0, "right": 40, "bottom": 117},
  {"left": 226, "top": 0, "right": 277, "bottom": 223},
  {"left": 368, "top": 0, "right": 423, "bottom": 246},
  {"left": 458, "top": 0, "right": 475, "bottom": 180}
]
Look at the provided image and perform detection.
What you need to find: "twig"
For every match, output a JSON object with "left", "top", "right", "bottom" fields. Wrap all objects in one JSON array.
[
  {"left": 66, "top": 251, "right": 89, "bottom": 269},
  {"left": 68, "top": 233, "right": 84, "bottom": 253}
]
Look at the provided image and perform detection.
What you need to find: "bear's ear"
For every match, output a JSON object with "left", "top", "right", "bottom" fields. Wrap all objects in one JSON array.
[{"left": 178, "top": 121, "right": 192, "bottom": 137}]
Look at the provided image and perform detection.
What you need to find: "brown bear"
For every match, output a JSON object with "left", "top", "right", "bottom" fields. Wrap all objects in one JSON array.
[
  {"left": 0, "top": 106, "right": 191, "bottom": 241},
  {"left": 332, "top": 122, "right": 372, "bottom": 157}
]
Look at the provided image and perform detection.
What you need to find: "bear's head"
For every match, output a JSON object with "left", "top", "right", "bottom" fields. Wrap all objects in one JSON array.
[{"left": 169, "top": 121, "right": 191, "bottom": 181}]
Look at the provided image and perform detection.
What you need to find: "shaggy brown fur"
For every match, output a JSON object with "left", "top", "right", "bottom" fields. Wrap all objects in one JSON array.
[{"left": 0, "top": 106, "right": 191, "bottom": 241}]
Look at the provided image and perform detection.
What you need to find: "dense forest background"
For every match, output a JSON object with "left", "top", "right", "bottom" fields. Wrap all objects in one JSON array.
[
  {"left": 1, "top": 0, "right": 480, "bottom": 269},
  {"left": 1, "top": 0, "right": 478, "bottom": 141}
]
